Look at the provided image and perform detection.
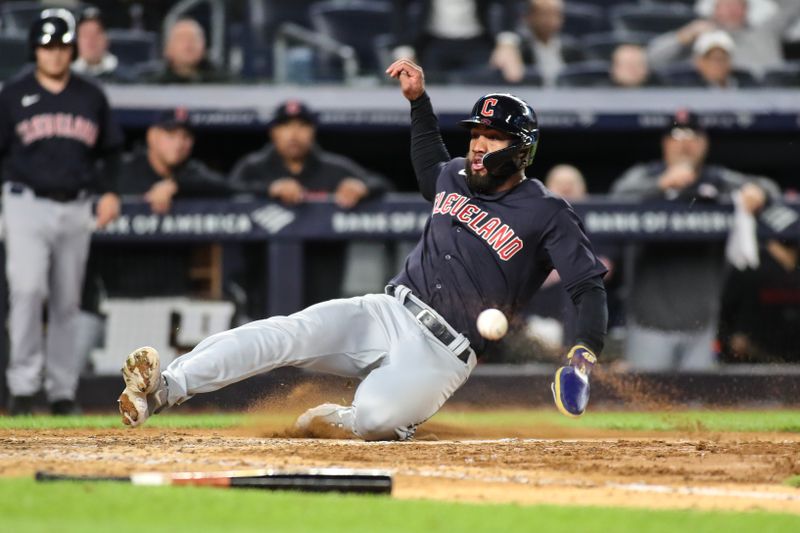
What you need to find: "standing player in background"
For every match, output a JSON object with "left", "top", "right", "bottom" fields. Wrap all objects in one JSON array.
[
  {"left": 0, "top": 9, "right": 123, "bottom": 415},
  {"left": 118, "top": 59, "right": 607, "bottom": 439}
]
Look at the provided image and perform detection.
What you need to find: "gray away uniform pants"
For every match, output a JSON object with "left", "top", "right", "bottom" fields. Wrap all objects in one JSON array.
[
  {"left": 162, "top": 285, "right": 477, "bottom": 440},
  {"left": 3, "top": 183, "right": 93, "bottom": 400}
]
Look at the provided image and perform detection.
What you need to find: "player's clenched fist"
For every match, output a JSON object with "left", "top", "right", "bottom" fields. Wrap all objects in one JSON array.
[{"left": 386, "top": 59, "right": 425, "bottom": 101}]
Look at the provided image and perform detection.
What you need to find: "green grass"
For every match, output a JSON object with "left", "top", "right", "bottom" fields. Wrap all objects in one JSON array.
[
  {"left": 433, "top": 409, "right": 800, "bottom": 433},
  {"left": 0, "top": 413, "right": 247, "bottom": 430},
  {"left": 0, "top": 478, "right": 797, "bottom": 533},
  {"left": 2, "top": 409, "right": 799, "bottom": 433},
  {"left": 786, "top": 476, "right": 800, "bottom": 488}
]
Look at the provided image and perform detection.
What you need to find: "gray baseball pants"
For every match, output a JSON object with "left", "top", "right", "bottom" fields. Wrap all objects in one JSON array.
[
  {"left": 162, "top": 285, "right": 476, "bottom": 440},
  {"left": 625, "top": 323, "right": 716, "bottom": 371},
  {"left": 2, "top": 183, "right": 93, "bottom": 400}
]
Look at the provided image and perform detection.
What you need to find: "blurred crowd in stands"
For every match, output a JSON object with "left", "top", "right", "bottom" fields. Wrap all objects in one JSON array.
[
  {"left": 1, "top": 0, "right": 798, "bottom": 371},
  {"left": 1, "top": 0, "right": 800, "bottom": 87}
]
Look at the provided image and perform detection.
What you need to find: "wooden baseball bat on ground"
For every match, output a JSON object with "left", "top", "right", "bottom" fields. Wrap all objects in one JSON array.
[{"left": 35, "top": 467, "right": 393, "bottom": 494}]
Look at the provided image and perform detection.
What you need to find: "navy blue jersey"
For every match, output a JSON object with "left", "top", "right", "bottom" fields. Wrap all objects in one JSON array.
[
  {"left": 0, "top": 71, "right": 123, "bottom": 193},
  {"left": 391, "top": 159, "right": 606, "bottom": 352},
  {"left": 391, "top": 93, "right": 607, "bottom": 355}
]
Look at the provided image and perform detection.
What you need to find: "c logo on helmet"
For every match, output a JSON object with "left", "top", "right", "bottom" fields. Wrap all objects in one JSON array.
[{"left": 480, "top": 98, "right": 499, "bottom": 118}]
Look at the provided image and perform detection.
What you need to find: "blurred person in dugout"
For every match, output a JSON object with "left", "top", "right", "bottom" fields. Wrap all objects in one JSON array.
[
  {"left": 79, "top": 109, "right": 232, "bottom": 360},
  {"left": 718, "top": 237, "right": 800, "bottom": 364},
  {"left": 610, "top": 110, "right": 779, "bottom": 371},
  {"left": 136, "top": 17, "right": 229, "bottom": 83},
  {"left": 648, "top": 0, "right": 800, "bottom": 79},
  {"left": 519, "top": 0, "right": 586, "bottom": 87},
  {"left": 391, "top": 0, "right": 525, "bottom": 83},
  {"left": 229, "top": 100, "right": 389, "bottom": 316},
  {"left": 71, "top": 7, "right": 133, "bottom": 83}
]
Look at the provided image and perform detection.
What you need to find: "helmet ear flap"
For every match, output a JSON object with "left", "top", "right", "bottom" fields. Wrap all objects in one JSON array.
[{"left": 482, "top": 134, "right": 538, "bottom": 178}]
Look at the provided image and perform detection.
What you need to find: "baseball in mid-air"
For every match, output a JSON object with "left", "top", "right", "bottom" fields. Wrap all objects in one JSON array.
[{"left": 476, "top": 308, "right": 508, "bottom": 340}]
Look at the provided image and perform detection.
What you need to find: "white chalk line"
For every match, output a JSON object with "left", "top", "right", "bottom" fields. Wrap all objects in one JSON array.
[
  {"left": 399, "top": 467, "right": 800, "bottom": 502},
  {"left": 607, "top": 482, "right": 800, "bottom": 502}
]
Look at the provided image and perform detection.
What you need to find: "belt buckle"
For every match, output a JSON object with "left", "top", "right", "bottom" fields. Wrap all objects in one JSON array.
[{"left": 415, "top": 308, "right": 435, "bottom": 324}]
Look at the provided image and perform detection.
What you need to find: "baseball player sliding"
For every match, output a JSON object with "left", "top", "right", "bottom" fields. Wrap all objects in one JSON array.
[{"left": 118, "top": 59, "right": 608, "bottom": 440}]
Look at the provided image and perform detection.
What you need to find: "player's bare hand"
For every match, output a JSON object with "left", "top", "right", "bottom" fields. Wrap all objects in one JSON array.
[
  {"left": 386, "top": 59, "right": 425, "bottom": 101},
  {"left": 658, "top": 162, "right": 697, "bottom": 191},
  {"left": 739, "top": 182, "right": 767, "bottom": 214},
  {"left": 144, "top": 179, "right": 178, "bottom": 214},
  {"left": 269, "top": 178, "right": 305, "bottom": 205},
  {"left": 95, "top": 192, "right": 121, "bottom": 228},
  {"left": 335, "top": 178, "right": 369, "bottom": 209}
]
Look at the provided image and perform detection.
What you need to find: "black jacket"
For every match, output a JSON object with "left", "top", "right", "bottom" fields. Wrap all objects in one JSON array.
[
  {"left": 136, "top": 58, "right": 231, "bottom": 84},
  {"left": 229, "top": 145, "right": 389, "bottom": 198},
  {"left": 718, "top": 248, "right": 800, "bottom": 363},
  {"left": 392, "top": 0, "right": 517, "bottom": 49},
  {"left": 118, "top": 147, "right": 233, "bottom": 198}
]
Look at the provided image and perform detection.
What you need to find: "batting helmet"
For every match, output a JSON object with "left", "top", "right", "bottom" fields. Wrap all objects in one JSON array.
[
  {"left": 28, "top": 8, "right": 77, "bottom": 60},
  {"left": 460, "top": 93, "right": 539, "bottom": 177}
]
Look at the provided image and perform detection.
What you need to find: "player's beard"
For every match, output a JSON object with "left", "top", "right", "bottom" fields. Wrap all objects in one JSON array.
[{"left": 464, "top": 160, "right": 509, "bottom": 194}]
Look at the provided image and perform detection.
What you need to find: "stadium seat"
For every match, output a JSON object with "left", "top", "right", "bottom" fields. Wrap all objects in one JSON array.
[
  {"left": 763, "top": 62, "right": 800, "bottom": 87},
  {"left": 556, "top": 60, "right": 612, "bottom": 87},
  {"left": 107, "top": 29, "right": 158, "bottom": 66},
  {"left": 0, "top": 33, "right": 29, "bottom": 81},
  {"left": 568, "top": 0, "right": 632, "bottom": 7},
  {"left": 237, "top": 0, "right": 318, "bottom": 79},
  {"left": 655, "top": 62, "right": 760, "bottom": 87},
  {"left": 0, "top": 1, "right": 89, "bottom": 35},
  {"left": 582, "top": 31, "right": 656, "bottom": 61},
  {"left": 309, "top": 1, "right": 393, "bottom": 76},
  {"left": 561, "top": 3, "right": 608, "bottom": 37},
  {"left": 610, "top": 4, "right": 696, "bottom": 35},
  {"left": 447, "top": 66, "right": 543, "bottom": 86},
  {"left": 646, "top": 0, "right": 695, "bottom": 5}
]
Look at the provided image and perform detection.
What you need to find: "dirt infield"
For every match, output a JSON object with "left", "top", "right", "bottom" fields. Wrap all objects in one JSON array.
[{"left": 2, "top": 419, "right": 800, "bottom": 514}]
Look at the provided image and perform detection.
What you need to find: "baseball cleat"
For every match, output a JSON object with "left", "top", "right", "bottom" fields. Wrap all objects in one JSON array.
[
  {"left": 292, "top": 403, "right": 351, "bottom": 438},
  {"left": 118, "top": 346, "right": 167, "bottom": 427}
]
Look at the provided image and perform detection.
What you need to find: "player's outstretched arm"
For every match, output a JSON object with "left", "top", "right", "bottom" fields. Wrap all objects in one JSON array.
[
  {"left": 386, "top": 59, "right": 450, "bottom": 202},
  {"left": 551, "top": 274, "right": 607, "bottom": 417}
]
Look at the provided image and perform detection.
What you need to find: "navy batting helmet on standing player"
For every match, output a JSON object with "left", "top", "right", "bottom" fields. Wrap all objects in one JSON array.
[
  {"left": 459, "top": 93, "right": 539, "bottom": 178},
  {"left": 28, "top": 8, "right": 78, "bottom": 60}
]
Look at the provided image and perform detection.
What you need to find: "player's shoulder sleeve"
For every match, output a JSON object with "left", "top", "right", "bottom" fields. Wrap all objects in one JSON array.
[
  {"left": 81, "top": 75, "right": 124, "bottom": 152},
  {"left": 229, "top": 147, "right": 273, "bottom": 193},
  {"left": 540, "top": 195, "right": 607, "bottom": 292}
]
